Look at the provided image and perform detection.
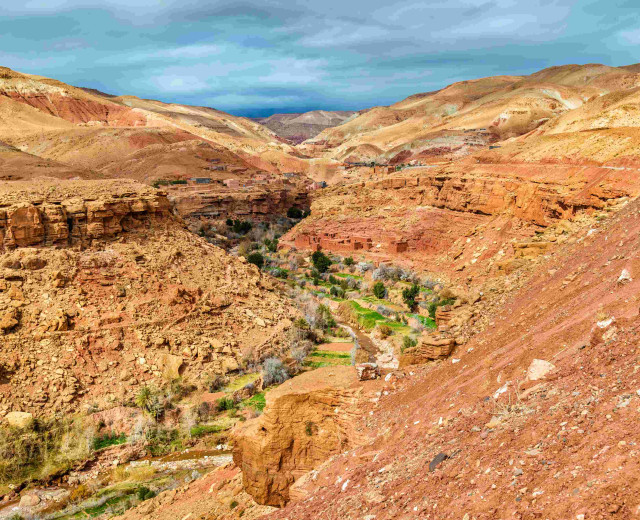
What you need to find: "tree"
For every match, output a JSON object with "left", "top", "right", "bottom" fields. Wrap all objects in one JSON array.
[
  {"left": 311, "top": 251, "right": 332, "bottom": 273},
  {"left": 373, "top": 281, "right": 386, "bottom": 299},
  {"left": 344, "top": 257, "right": 354, "bottom": 266},
  {"left": 287, "top": 207, "right": 303, "bottom": 219},
  {"left": 247, "top": 252, "right": 264, "bottom": 269},
  {"left": 402, "top": 284, "right": 420, "bottom": 311}
]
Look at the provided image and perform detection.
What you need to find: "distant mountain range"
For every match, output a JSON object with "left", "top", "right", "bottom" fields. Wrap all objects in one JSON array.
[{"left": 254, "top": 110, "right": 359, "bottom": 144}]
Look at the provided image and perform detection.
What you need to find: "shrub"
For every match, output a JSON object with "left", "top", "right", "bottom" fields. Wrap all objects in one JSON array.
[
  {"left": 247, "top": 252, "right": 264, "bottom": 269},
  {"left": 207, "top": 374, "right": 228, "bottom": 392},
  {"left": 311, "top": 251, "right": 332, "bottom": 273},
  {"left": 231, "top": 220, "right": 252, "bottom": 234},
  {"left": 264, "top": 238, "right": 278, "bottom": 252},
  {"left": 262, "top": 358, "right": 290, "bottom": 387},
  {"left": 402, "top": 336, "right": 417, "bottom": 352},
  {"left": 216, "top": 397, "right": 236, "bottom": 412},
  {"left": 372, "top": 282, "right": 386, "bottom": 299},
  {"left": 136, "top": 486, "right": 156, "bottom": 501},
  {"left": 402, "top": 284, "right": 420, "bottom": 311},
  {"left": 225, "top": 218, "right": 233, "bottom": 227},
  {"left": 378, "top": 324, "right": 392, "bottom": 338},
  {"left": 287, "top": 207, "right": 303, "bottom": 219},
  {"left": 344, "top": 257, "right": 354, "bottom": 266},
  {"left": 330, "top": 286, "right": 345, "bottom": 298}
]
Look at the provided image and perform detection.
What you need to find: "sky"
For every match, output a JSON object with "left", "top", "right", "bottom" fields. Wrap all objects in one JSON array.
[{"left": 0, "top": 0, "right": 639, "bottom": 117}]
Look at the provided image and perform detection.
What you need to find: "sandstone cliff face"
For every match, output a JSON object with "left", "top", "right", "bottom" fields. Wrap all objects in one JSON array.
[
  {"left": 170, "top": 184, "right": 309, "bottom": 222},
  {"left": 283, "top": 161, "right": 639, "bottom": 281},
  {"left": 232, "top": 366, "right": 371, "bottom": 506},
  {"left": 0, "top": 180, "right": 297, "bottom": 418},
  {"left": 0, "top": 182, "right": 171, "bottom": 251}
]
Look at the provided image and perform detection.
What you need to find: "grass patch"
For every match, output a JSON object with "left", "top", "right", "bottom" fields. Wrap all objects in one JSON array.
[
  {"left": 335, "top": 273, "right": 363, "bottom": 280},
  {"left": 190, "top": 424, "right": 224, "bottom": 438},
  {"left": 93, "top": 432, "right": 127, "bottom": 451},
  {"left": 349, "top": 301, "right": 386, "bottom": 329},
  {"left": 310, "top": 350, "right": 350, "bottom": 359},
  {"left": 408, "top": 313, "right": 437, "bottom": 329},
  {"left": 223, "top": 373, "right": 260, "bottom": 393},
  {"left": 241, "top": 392, "right": 266, "bottom": 412}
]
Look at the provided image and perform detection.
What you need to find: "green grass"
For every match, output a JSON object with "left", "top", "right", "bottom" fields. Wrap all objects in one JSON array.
[
  {"left": 93, "top": 432, "right": 127, "bottom": 451},
  {"left": 241, "top": 392, "right": 266, "bottom": 412},
  {"left": 190, "top": 424, "right": 224, "bottom": 438},
  {"left": 335, "top": 273, "right": 363, "bottom": 280},
  {"left": 349, "top": 301, "right": 387, "bottom": 329},
  {"left": 310, "top": 350, "right": 350, "bottom": 359},
  {"left": 408, "top": 313, "right": 437, "bottom": 329},
  {"left": 223, "top": 373, "right": 260, "bottom": 393},
  {"left": 306, "top": 350, "right": 351, "bottom": 367}
]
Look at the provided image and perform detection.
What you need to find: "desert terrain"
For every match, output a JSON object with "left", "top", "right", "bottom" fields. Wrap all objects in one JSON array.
[{"left": 2, "top": 61, "right": 640, "bottom": 520}]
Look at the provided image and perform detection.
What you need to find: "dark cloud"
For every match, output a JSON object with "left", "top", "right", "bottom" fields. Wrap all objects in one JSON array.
[{"left": 0, "top": 0, "right": 638, "bottom": 115}]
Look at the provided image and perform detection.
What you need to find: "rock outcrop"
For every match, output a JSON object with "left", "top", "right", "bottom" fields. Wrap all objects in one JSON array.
[
  {"left": 232, "top": 366, "right": 371, "bottom": 506},
  {"left": 0, "top": 180, "right": 297, "bottom": 418}
]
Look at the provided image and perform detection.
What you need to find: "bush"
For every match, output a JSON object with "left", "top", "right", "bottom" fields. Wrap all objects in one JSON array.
[
  {"left": 216, "top": 397, "right": 236, "bottom": 412},
  {"left": 231, "top": 220, "right": 252, "bottom": 234},
  {"left": 330, "top": 286, "right": 345, "bottom": 298},
  {"left": 378, "top": 324, "right": 392, "bottom": 338},
  {"left": 247, "top": 252, "right": 264, "bottom": 269},
  {"left": 287, "top": 207, "right": 303, "bottom": 219},
  {"left": 344, "top": 257, "right": 354, "bottom": 266},
  {"left": 402, "top": 284, "right": 420, "bottom": 311},
  {"left": 372, "top": 282, "right": 386, "bottom": 299},
  {"left": 311, "top": 251, "right": 332, "bottom": 273},
  {"left": 136, "top": 486, "right": 156, "bottom": 501},
  {"left": 264, "top": 238, "right": 278, "bottom": 252},
  {"left": 402, "top": 336, "right": 417, "bottom": 352},
  {"left": 262, "top": 358, "right": 290, "bottom": 387}
]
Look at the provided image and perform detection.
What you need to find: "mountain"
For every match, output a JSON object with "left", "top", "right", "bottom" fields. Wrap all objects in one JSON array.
[
  {"left": 256, "top": 110, "right": 358, "bottom": 143},
  {"left": 303, "top": 63, "right": 640, "bottom": 165}
]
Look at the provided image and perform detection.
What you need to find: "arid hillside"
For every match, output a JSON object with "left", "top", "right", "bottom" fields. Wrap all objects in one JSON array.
[
  {"left": 0, "top": 180, "right": 297, "bottom": 418},
  {"left": 0, "top": 66, "right": 310, "bottom": 182},
  {"left": 305, "top": 63, "right": 640, "bottom": 165}
]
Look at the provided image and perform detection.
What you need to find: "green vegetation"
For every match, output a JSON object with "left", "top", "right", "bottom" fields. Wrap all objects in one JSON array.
[
  {"left": 344, "top": 257, "right": 354, "bottom": 266},
  {"left": 0, "top": 417, "right": 93, "bottom": 486},
  {"left": 215, "top": 397, "right": 237, "bottom": 412},
  {"left": 264, "top": 237, "right": 278, "bottom": 252},
  {"left": 241, "top": 392, "right": 266, "bottom": 412},
  {"left": 287, "top": 207, "right": 304, "bottom": 219},
  {"left": 408, "top": 313, "right": 437, "bottom": 329},
  {"left": 190, "top": 424, "right": 224, "bottom": 438},
  {"left": 402, "top": 336, "right": 417, "bottom": 352},
  {"left": 311, "top": 251, "right": 332, "bottom": 273},
  {"left": 402, "top": 284, "right": 420, "bottom": 311},
  {"left": 427, "top": 298, "right": 456, "bottom": 319},
  {"left": 144, "top": 427, "right": 182, "bottom": 457},
  {"left": 247, "top": 252, "right": 264, "bottom": 268},
  {"left": 229, "top": 219, "right": 252, "bottom": 234},
  {"left": 373, "top": 281, "right": 386, "bottom": 299},
  {"left": 93, "top": 432, "right": 127, "bottom": 451}
]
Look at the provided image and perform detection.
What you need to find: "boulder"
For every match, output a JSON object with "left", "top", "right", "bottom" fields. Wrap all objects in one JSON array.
[
  {"left": 19, "top": 494, "right": 41, "bottom": 508},
  {"left": 6, "top": 411, "right": 34, "bottom": 429},
  {"left": 526, "top": 359, "right": 556, "bottom": 381},
  {"left": 158, "top": 353, "right": 184, "bottom": 380},
  {"left": 356, "top": 363, "right": 380, "bottom": 381}
]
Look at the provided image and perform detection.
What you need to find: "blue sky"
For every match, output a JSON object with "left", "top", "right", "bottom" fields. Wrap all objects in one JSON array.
[{"left": 0, "top": 0, "right": 638, "bottom": 116}]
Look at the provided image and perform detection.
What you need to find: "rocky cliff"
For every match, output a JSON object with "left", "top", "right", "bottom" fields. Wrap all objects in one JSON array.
[
  {"left": 0, "top": 180, "right": 297, "bottom": 418},
  {"left": 170, "top": 184, "right": 309, "bottom": 223},
  {"left": 232, "top": 366, "right": 374, "bottom": 506},
  {"left": 283, "top": 161, "right": 640, "bottom": 281}
]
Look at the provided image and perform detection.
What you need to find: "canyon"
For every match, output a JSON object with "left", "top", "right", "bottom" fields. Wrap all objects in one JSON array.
[{"left": 3, "top": 61, "right": 640, "bottom": 520}]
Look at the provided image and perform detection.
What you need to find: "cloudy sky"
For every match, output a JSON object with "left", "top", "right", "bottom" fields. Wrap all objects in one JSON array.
[{"left": 0, "top": 0, "right": 638, "bottom": 116}]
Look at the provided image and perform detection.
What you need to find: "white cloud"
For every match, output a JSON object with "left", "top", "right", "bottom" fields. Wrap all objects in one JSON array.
[{"left": 618, "top": 28, "right": 640, "bottom": 46}]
